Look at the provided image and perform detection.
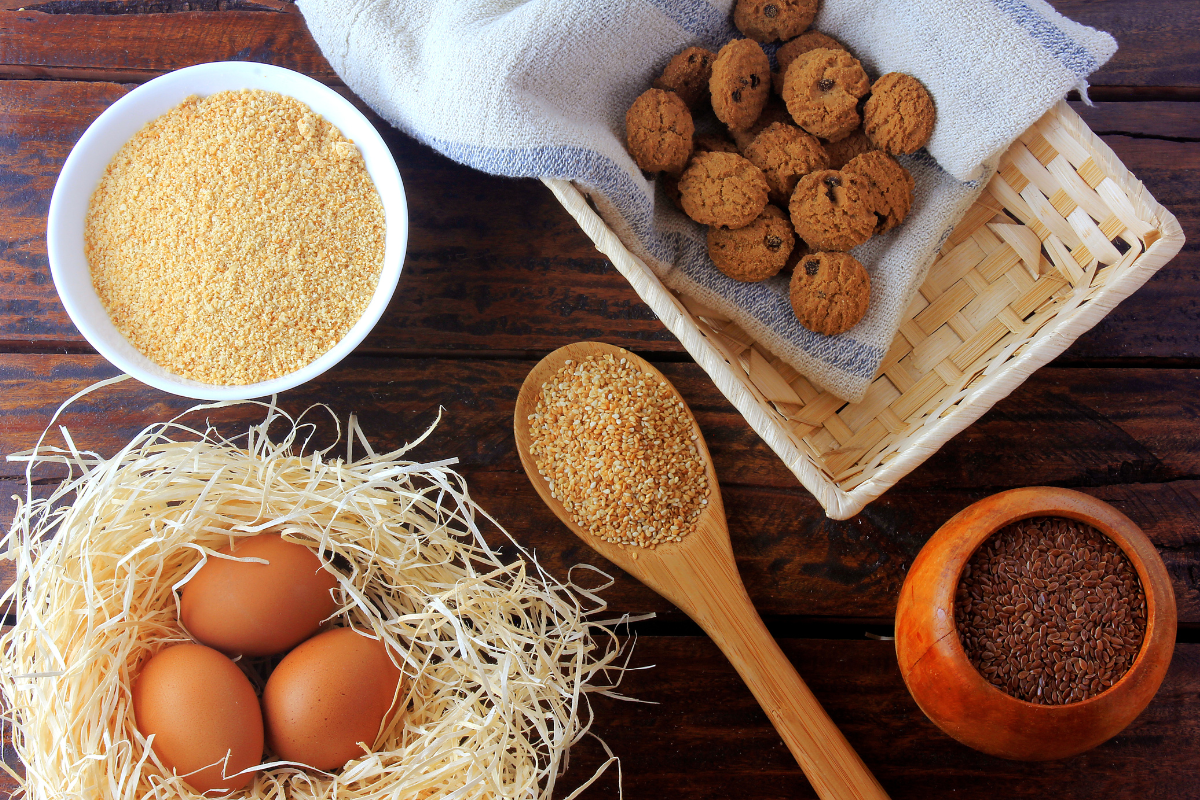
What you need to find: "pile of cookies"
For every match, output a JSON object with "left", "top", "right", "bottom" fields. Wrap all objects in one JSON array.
[{"left": 624, "top": 0, "right": 935, "bottom": 337}]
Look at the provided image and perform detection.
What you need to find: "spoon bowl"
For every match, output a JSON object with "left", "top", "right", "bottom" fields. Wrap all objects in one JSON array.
[{"left": 514, "top": 341, "right": 889, "bottom": 800}]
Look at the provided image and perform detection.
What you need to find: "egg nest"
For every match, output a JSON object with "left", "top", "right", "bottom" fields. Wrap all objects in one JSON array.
[{"left": 1, "top": 385, "right": 629, "bottom": 800}]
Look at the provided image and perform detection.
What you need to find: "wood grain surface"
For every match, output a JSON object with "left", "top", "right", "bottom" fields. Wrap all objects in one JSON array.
[{"left": 0, "top": 1, "right": 1196, "bottom": 798}]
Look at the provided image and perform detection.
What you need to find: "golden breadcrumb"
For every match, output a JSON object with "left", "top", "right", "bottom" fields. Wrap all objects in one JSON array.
[{"left": 85, "top": 89, "right": 385, "bottom": 385}]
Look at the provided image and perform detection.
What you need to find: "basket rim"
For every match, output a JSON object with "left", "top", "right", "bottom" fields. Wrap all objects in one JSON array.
[{"left": 544, "top": 100, "right": 1186, "bottom": 520}]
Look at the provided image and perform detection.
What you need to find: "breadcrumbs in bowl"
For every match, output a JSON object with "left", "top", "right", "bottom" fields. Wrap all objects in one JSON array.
[{"left": 48, "top": 62, "right": 407, "bottom": 400}]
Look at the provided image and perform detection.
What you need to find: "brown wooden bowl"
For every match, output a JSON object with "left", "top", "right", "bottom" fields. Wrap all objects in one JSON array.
[{"left": 894, "top": 486, "right": 1176, "bottom": 761}]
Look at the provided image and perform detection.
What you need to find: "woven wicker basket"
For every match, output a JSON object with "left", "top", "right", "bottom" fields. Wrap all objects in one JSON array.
[{"left": 545, "top": 101, "right": 1185, "bottom": 519}]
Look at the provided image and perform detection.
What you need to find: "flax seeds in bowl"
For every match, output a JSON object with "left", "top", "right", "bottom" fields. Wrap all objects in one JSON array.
[
  {"left": 954, "top": 516, "right": 1147, "bottom": 705},
  {"left": 526, "top": 353, "right": 710, "bottom": 549},
  {"left": 896, "top": 487, "right": 1175, "bottom": 760},
  {"left": 84, "top": 88, "right": 385, "bottom": 387}
]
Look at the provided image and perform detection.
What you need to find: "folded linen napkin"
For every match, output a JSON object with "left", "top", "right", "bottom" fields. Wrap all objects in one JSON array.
[{"left": 298, "top": 0, "right": 1115, "bottom": 402}]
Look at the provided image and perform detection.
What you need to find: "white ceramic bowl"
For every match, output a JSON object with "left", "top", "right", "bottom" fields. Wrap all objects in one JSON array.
[{"left": 47, "top": 61, "right": 408, "bottom": 400}]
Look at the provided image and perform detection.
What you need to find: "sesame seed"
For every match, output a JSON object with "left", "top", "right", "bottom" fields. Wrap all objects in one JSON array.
[{"left": 528, "top": 354, "right": 708, "bottom": 549}]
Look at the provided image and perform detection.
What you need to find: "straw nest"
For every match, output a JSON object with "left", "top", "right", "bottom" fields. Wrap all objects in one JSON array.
[{"left": 1, "top": 391, "right": 630, "bottom": 800}]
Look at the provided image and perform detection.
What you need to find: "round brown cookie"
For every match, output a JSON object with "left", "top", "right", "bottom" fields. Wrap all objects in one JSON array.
[
  {"left": 863, "top": 72, "right": 936, "bottom": 154},
  {"left": 743, "top": 121, "right": 829, "bottom": 204},
  {"left": 729, "top": 96, "right": 792, "bottom": 151},
  {"left": 710, "top": 38, "right": 771, "bottom": 132},
  {"left": 788, "top": 168, "right": 874, "bottom": 251},
  {"left": 789, "top": 251, "right": 871, "bottom": 336},
  {"left": 733, "top": 0, "right": 818, "bottom": 43},
  {"left": 679, "top": 151, "right": 769, "bottom": 228},
  {"left": 842, "top": 151, "right": 914, "bottom": 233},
  {"left": 773, "top": 31, "right": 846, "bottom": 93},
  {"left": 694, "top": 133, "right": 740, "bottom": 155},
  {"left": 822, "top": 127, "right": 876, "bottom": 169},
  {"left": 653, "top": 47, "right": 717, "bottom": 110},
  {"left": 781, "top": 48, "right": 870, "bottom": 142},
  {"left": 707, "top": 204, "right": 796, "bottom": 281},
  {"left": 625, "top": 88, "right": 695, "bottom": 174}
]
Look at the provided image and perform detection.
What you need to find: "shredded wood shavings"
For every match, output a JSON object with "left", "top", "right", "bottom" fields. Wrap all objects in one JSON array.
[{"left": 1, "top": 385, "right": 635, "bottom": 800}]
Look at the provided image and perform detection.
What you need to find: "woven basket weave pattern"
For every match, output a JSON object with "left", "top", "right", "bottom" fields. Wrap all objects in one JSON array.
[{"left": 545, "top": 101, "right": 1185, "bottom": 519}]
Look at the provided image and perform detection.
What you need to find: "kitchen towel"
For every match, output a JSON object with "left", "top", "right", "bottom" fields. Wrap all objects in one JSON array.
[{"left": 297, "top": 0, "right": 1115, "bottom": 401}]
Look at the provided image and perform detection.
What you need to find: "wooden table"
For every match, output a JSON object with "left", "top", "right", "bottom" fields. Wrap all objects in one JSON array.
[{"left": 0, "top": 2, "right": 1197, "bottom": 797}]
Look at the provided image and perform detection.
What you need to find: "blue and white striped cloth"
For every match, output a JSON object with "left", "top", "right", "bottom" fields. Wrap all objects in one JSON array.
[{"left": 298, "top": 0, "right": 1115, "bottom": 401}]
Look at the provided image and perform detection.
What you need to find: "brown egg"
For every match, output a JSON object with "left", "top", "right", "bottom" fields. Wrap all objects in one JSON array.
[
  {"left": 262, "top": 627, "right": 405, "bottom": 771},
  {"left": 181, "top": 532, "right": 339, "bottom": 657},
  {"left": 132, "top": 643, "right": 264, "bottom": 794}
]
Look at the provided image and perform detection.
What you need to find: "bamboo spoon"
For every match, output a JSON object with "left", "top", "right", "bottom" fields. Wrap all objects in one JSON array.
[{"left": 514, "top": 341, "right": 890, "bottom": 800}]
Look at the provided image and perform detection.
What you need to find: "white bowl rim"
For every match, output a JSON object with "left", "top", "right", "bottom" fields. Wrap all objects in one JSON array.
[{"left": 47, "top": 61, "right": 408, "bottom": 401}]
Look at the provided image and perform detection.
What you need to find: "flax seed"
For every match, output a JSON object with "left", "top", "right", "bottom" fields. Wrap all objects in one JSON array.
[
  {"left": 954, "top": 517, "right": 1146, "bottom": 705},
  {"left": 85, "top": 89, "right": 385, "bottom": 385}
]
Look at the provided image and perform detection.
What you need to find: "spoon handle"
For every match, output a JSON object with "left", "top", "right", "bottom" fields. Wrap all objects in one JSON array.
[{"left": 695, "top": 587, "right": 890, "bottom": 800}]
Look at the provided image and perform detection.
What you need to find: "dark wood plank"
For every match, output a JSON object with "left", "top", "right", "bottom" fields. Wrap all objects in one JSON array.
[
  {"left": 0, "top": 8, "right": 334, "bottom": 82},
  {"left": 0, "top": 81, "right": 1196, "bottom": 359},
  {"left": 1072, "top": 100, "right": 1200, "bottom": 141},
  {"left": 4, "top": 470, "right": 1197, "bottom": 628},
  {"left": 1, "top": 1, "right": 1196, "bottom": 91},
  {"left": 565, "top": 638, "right": 1200, "bottom": 799},
  {"left": 3, "top": 357, "right": 1200, "bottom": 490},
  {"left": 0, "top": 637, "right": 1192, "bottom": 798},
  {"left": 1053, "top": 0, "right": 1200, "bottom": 91},
  {"left": 2, "top": 355, "right": 1198, "bottom": 625}
]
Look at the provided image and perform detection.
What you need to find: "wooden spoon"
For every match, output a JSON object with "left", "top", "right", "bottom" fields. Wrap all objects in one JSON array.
[{"left": 514, "top": 341, "right": 889, "bottom": 800}]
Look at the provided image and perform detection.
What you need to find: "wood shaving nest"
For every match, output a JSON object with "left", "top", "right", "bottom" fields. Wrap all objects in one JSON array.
[{"left": 1, "top": 381, "right": 633, "bottom": 800}]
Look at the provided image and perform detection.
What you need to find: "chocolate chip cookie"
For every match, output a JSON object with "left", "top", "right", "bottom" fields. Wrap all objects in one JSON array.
[
  {"left": 653, "top": 47, "right": 717, "bottom": 110},
  {"left": 733, "top": 0, "right": 818, "bottom": 43},
  {"left": 863, "top": 72, "right": 936, "bottom": 154},
  {"left": 730, "top": 96, "right": 792, "bottom": 151},
  {"left": 710, "top": 38, "right": 771, "bottom": 132},
  {"left": 822, "top": 127, "right": 876, "bottom": 169},
  {"left": 625, "top": 88, "right": 695, "bottom": 174},
  {"left": 679, "top": 151, "right": 770, "bottom": 228},
  {"left": 695, "top": 133, "right": 742, "bottom": 156},
  {"left": 743, "top": 121, "right": 829, "bottom": 204},
  {"left": 842, "top": 151, "right": 914, "bottom": 233},
  {"left": 773, "top": 31, "right": 846, "bottom": 93},
  {"left": 789, "top": 251, "right": 871, "bottom": 335},
  {"left": 781, "top": 48, "right": 870, "bottom": 142},
  {"left": 788, "top": 168, "right": 875, "bottom": 251},
  {"left": 708, "top": 204, "right": 796, "bottom": 281}
]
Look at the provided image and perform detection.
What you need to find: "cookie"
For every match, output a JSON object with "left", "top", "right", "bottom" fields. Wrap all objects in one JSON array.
[
  {"left": 781, "top": 48, "right": 870, "bottom": 142},
  {"left": 672, "top": 136, "right": 740, "bottom": 210},
  {"left": 710, "top": 38, "right": 771, "bottom": 132},
  {"left": 842, "top": 151, "right": 914, "bottom": 233},
  {"left": 822, "top": 127, "right": 876, "bottom": 169},
  {"left": 773, "top": 31, "right": 846, "bottom": 93},
  {"left": 789, "top": 251, "right": 870, "bottom": 336},
  {"left": 679, "top": 151, "right": 770, "bottom": 228},
  {"left": 743, "top": 121, "right": 829, "bottom": 204},
  {"left": 788, "top": 168, "right": 874, "bottom": 251},
  {"left": 733, "top": 0, "right": 818, "bottom": 43},
  {"left": 625, "top": 88, "right": 695, "bottom": 175},
  {"left": 707, "top": 204, "right": 796, "bottom": 282},
  {"left": 694, "top": 133, "right": 741, "bottom": 155},
  {"left": 862, "top": 72, "right": 936, "bottom": 154},
  {"left": 653, "top": 47, "right": 717, "bottom": 110},
  {"left": 730, "top": 96, "right": 792, "bottom": 151}
]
